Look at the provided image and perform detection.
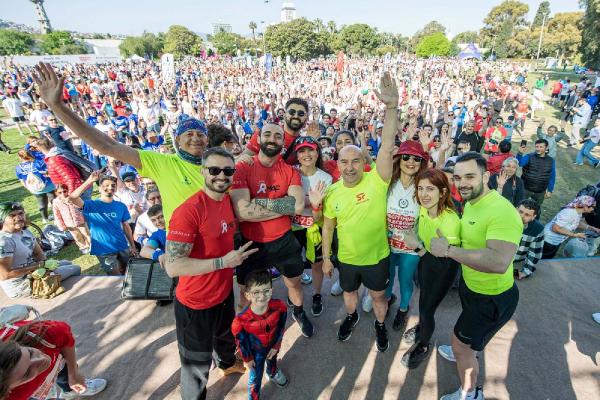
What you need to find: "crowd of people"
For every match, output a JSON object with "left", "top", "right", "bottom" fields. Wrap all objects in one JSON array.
[{"left": 0, "top": 53, "right": 599, "bottom": 400}]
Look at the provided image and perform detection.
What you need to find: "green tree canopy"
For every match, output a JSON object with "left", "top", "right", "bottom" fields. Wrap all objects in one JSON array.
[
  {"left": 480, "top": 0, "right": 529, "bottom": 55},
  {"left": 532, "top": 1, "right": 551, "bottom": 27},
  {"left": 579, "top": 0, "right": 600, "bottom": 69},
  {"left": 163, "top": 25, "right": 203, "bottom": 58},
  {"left": 119, "top": 32, "right": 164, "bottom": 59},
  {"left": 452, "top": 31, "right": 479, "bottom": 45},
  {"left": 265, "top": 18, "right": 332, "bottom": 59},
  {"left": 337, "top": 23, "right": 380, "bottom": 55},
  {"left": 416, "top": 32, "right": 451, "bottom": 57},
  {"left": 41, "top": 30, "right": 78, "bottom": 55},
  {"left": 0, "top": 29, "right": 34, "bottom": 55},
  {"left": 210, "top": 31, "right": 249, "bottom": 56}
]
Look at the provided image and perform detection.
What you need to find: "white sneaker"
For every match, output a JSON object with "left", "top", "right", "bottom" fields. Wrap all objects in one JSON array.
[
  {"left": 330, "top": 279, "right": 343, "bottom": 296},
  {"left": 437, "top": 345, "right": 456, "bottom": 362},
  {"left": 60, "top": 378, "right": 107, "bottom": 398},
  {"left": 267, "top": 369, "right": 289, "bottom": 388},
  {"left": 440, "top": 387, "right": 484, "bottom": 400},
  {"left": 300, "top": 272, "right": 312, "bottom": 285},
  {"left": 361, "top": 293, "right": 373, "bottom": 313},
  {"left": 593, "top": 313, "right": 600, "bottom": 325}
]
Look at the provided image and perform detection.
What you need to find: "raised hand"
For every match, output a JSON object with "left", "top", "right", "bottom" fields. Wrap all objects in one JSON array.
[
  {"left": 308, "top": 180, "right": 327, "bottom": 209},
  {"left": 440, "top": 130, "right": 451, "bottom": 151},
  {"left": 306, "top": 120, "right": 321, "bottom": 139},
  {"left": 497, "top": 169, "right": 508, "bottom": 187},
  {"left": 32, "top": 62, "right": 64, "bottom": 107},
  {"left": 418, "top": 129, "right": 431, "bottom": 148},
  {"left": 374, "top": 71, "right": 399, "bottom": 109}
]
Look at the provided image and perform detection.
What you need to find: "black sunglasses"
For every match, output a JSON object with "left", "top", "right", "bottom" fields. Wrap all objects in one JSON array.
[
  {"left": 287, "top": 109, "right": 306, "bottom": 117},
  {"left": 295, "top": 136, "right": 317, "bottom": 145},
  {"left": 401, "top": 154, "right": 423, "bottom": 163},
  {"left": 206, "top": 166, "right": 236, "bottom": 176}
]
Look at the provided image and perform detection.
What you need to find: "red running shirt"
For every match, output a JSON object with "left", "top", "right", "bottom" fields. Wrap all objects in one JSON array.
[
  {"left": 167, "top": 191, "right": 237, "bottom": 310},
  {"left": 232, "top": 156, "right": 301, "bottom": 243}
]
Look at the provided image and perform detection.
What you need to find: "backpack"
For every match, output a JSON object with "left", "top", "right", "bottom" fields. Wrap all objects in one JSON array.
[
  {"left": 24, "top": 172, "right": 46, "bottom": 193},
  {"left": 57, "top": 150, "right": 97, "bottom": 180}
]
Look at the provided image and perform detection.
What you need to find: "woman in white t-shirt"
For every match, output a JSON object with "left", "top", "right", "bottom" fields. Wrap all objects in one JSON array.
[
  {"left": 542, "top": 195, "right": 599, "bottom": 259},
  {"left": 290, "top": 136, "right": 332, "bottom": 317}
]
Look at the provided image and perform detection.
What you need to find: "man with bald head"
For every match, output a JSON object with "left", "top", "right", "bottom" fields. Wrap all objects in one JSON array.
[
  {"left": 322, "top": 72, "right": 399, "bottom": 352},
  {"left": 231, "top": 123, "right": 315, "bottom": 337}
]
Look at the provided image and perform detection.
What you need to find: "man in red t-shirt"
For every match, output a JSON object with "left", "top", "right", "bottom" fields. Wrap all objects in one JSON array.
[
  {"left": 165, "top": 147, "right": 258, "bottom": 400},
  {"left": 483, "top": 116, "right": 508, "bottom": 157},
  {"left": 242, "top": 98, "right": 309, "bottom": 163},
  {"left": 230, "top": 123, "right": 315, "bottom": 337}
]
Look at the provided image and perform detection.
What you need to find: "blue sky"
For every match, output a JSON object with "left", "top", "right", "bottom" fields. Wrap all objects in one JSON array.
[{"left": 5, "top": 0, "right": 581, "bottom": 37}]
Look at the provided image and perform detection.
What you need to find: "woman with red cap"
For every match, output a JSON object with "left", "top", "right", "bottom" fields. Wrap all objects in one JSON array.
[{"left": 362, "top": 140, "right": 428, "bottom": 333}]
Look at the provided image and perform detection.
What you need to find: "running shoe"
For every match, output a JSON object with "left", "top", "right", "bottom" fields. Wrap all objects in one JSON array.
[
  {"left": 292, "top": 310, "right": 314, "bottom": 338},
  {"left": 300, "top": 272, "right": 312, "bottom": 285},
  {"left": 60, "top": 378, "right": 107, "bottom": 398},
  {"left": 401, "top": 342, "right": 431, "bottom": 369},
  {"left": 374, "top": 320, "right": 389, "bottom": 352},
  {"left": 330, "top": 279, "right": 343, "bottom": 296},
  {"left": 392, "top": 308, "right": 408, "bottom": 332},
  {"left": 440, "top": 386, "right": 484, "bottom": 400},
  {"left": 592, "top": 313, "right": 600, "bottom": 325},
  {"left": 361, "top": 293, "right": 373, "bottom": 313},
  {"left": 219, "top": 359, "right": 246, "bottom": 376},
  {"left": 402, "top": 325, "right": 418, "bottom": 345},
  {"left": 311, "top": 294, "right": 323, "bottom": 316},
  {"left": 267, "top": 369, "right": 289, "bottom": 388},
  {"left": 437, "top": 344, "right": 456, "bottom": 362},
  {"left": 337, "top": 311, "right": 359, "bottom": 341}
]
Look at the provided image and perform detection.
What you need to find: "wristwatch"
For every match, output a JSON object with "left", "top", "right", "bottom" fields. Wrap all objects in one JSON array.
[{"left": 413, "top": 245, "right": 423, "bottom": 254}]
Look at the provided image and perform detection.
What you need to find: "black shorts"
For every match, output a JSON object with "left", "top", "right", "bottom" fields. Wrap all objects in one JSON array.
[
  {"left": 293, "top": 227, "right": 323, "bottom": 266},
  {"left": 338, "top": 256, "right": 390, "bottom": 292},
  {"left": 12, "top": 116, "right": 25, "bottom": 122},
  {"left": 236, "top": 230, "right": 304, "bottom": 285},
  {"left": 560, "top": 94, "right": 567, "bottom": 101},
  {"left": 551, "top": 92, "right": 559, "bottom": 99},
  {"left": 454, "top": 279, "right": 519, "bottom": 351}
]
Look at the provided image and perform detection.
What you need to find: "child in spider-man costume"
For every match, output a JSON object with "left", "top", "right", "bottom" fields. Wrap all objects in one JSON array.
[{"left": 231, "top": 269, "right": 289, "bottom": 399}]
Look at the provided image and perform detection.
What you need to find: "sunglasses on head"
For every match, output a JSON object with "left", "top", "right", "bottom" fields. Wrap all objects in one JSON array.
[
  {"left": 287, "top": 109, "right": 306, "bottom": 117},
  {"left": 295, "top": 136, "right": 317, "bottom": 145},
  {"left": 206, "top": 166, "right": 236, "bottom": 176},
  {"left": 401, "top": 154, "right": 423, "bottom": 163}
]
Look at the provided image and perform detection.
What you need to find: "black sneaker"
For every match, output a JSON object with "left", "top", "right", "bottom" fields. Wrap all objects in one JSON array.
[
  {"left": 393, "top": 308, "right": 408, "bottom": 332},
  {"left": 311, "top": 294, "right": 323, "bottom": 316},
  {"left": 401, "top": 341, "right": 431, "bottom": 369},
  {"left": 292, "top": 310, "right": 314, "bottom": 338},
  {"left": 402, "top": 325, "right": 418, "bottom": 345},
  {"left": 385, "top": 294, "right": 397, "bottom": 319},
  {"left": 374, "top": 320, "right": 389, "bottom": 352},
  {"left": 337, "top": 311, "right": 359, "bottom": 341}
]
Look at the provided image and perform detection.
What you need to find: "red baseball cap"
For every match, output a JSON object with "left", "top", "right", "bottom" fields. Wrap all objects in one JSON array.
[
  {"left": 294, "top": 137, "right": 318, "bottom": 152},
  {"left": 396, "top": 140, "right": 428, "bottom": 160}
]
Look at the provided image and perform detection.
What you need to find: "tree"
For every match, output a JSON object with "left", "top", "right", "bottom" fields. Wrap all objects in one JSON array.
[
  {"left": 410, "top": 20, "right": 447, "bottom": 51},
  {"left": 579, "top": 0, "right": 600, "bottom": 69},
  {"left": 532, "top": 1, "right": 551, "bottom": 27},
  {"left": 0, "top": 29, "right": 34, "bottom": 55},
  {"left": 416, "top": 32, "right": 451, "bottom": 57},
  {"left": 480, "top": 0, "right": 529, "bottom": 54},
  {"left": 543, "top": 12, "right": 583, "bottom": 61},
  {"left": 119, "top": 32, "right": 164, "bottom": 59},
  {"left": 327, "top": 20, "right": 337, "bottom": 34},
  {"left": 210, "top": 31, "right": 249, "bottom": 56},
  {"left": 249, "top": 21, "right": 257, "bottom": 42},
  {"left": 314, "top": 18, "right": 325, "bottom": 33},
  {"left": 41, "top": 30, "right": 76, "bottom": 54},
  {"left": 265, "top": 18, "right": 332, "bottom": 59},
  {"left": 163, "top": 25, "right": 203, "bottom": 58},
  {"left": 452, "top": 31, "right": 479, "bottom": 45},
  {"left": 337, "top": 23, "right": 380, "bottom": 55}
]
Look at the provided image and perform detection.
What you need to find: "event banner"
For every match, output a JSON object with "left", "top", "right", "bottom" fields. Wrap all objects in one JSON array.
[{"left": 3, "top": 54, "right": 122, "bottom": 66}]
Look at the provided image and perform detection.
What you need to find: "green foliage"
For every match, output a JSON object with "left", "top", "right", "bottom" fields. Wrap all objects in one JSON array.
[
  {"left": 210, "top": 31, "right": 249, "bottom": 56},
  {"left": 265, "top": 18, "right": 332, "bottom": 59},
  {"left": 579, "top": 0, "right": 600, "bottom": 69},
  {"left": 337, "top": 23, "right": 380, "bottom": 55},
  {"left": 532, "top": 1, "right": 551, "bottom": 27},
  {"left": 58, "top": 43, "right": 89, "bottom": 55},
  {"left": 480, "top": 0, "right": 529, "bottom": 54},
  {"left": 544, "top": 12, "right": 583, "bottom": 61},
  {"left": 119, "top": 32, "right": 164, "bottom": 59},
  {"left": 452, "top": 31, "right": 479, "bottom": 45},
  {"left": 410, "top": 21, "right": 446, "bottom": 51},
  {"left": 0, "top": 29, "right": 34, "bottom": 55},
  {"left": 41, "top": 30, "right": 77, "bottom": 55},
  {"left": 163, "top": 25, "right": 203, "bottom": 59},
  {"left": 416, "top": 32, "right": 451, "bottom": 57}
]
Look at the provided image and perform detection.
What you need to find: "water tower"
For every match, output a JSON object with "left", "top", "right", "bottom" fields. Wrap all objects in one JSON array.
[
  {"left": 30, "top": 0, "right": 52, "bottom": 33},
  {"left": 280, "top": 2, "right": 296, "bottom": 23}
]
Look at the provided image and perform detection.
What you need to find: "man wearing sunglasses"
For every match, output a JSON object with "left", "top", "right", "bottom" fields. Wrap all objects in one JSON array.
[
  {"left": 483, "top": 117, "right": 508, "bottom": 157},
  {"left": 165, "top": 147, "right": 258, "bottom": 399},
  {"left": 242, "top": 98, "right": 309, "bottom": 163},
  {"left": 321, "top": 72, "right": 398, "bottom": 352},
  {"left": 230, "top": 123, "right": 313, "bottom": 337}
]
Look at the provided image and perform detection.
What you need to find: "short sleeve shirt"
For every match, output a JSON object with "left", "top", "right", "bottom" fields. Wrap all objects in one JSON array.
[
  {"left": 417, "top": 207, "right": 461, "bottom": 252},
  {"left": 460, "top": 190, "right": 523, "bottom": 295},
  {"left": 324, "top": 169, "right": 390, "bottom": 265},
  {"left": 543, "top": 208, "right": 581, "bottom": 246},
  {"left": 232, "top": 156, "right": 301, "bottom": 243},
  {"left": 0, "top": 229, "right": 36, "bottom": 298},
  {"left": 167, "top": 191, "right": 237, "bottom": 310},
  {"left": 292, "top": 168, "right": 332, "bottom": 229},
  {"left": 137, "top": 150, "right": 205, "bottom": 229},
  {"left": 83, "top": 199, "right": 130, "bottom": 255}
]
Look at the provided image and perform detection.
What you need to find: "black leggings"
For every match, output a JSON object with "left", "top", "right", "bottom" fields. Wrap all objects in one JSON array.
[
  {"left": 416, "top": 252, "right": 459, "bottom": 344},
  {"left": 541, "top": 241, "right": 560, "bottom": 259},
  {"left": 34, "top": 192, "right": 55, "bottom": 220}
]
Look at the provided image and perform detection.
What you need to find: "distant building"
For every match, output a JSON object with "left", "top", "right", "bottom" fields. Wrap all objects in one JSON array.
[
  {"left": 212, "top": 23, "right": 232, "bottom": 34},
  {"left": 281, "top": 2, "right": 297, "bottom": 23}
]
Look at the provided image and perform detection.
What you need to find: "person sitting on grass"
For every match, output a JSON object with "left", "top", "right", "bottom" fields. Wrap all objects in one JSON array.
[
  {"left": 231, "top": 269, "right": 289, "bottom": 399},
  {"left": 139, "top": 205, "right": 166, "bottom": 267}
]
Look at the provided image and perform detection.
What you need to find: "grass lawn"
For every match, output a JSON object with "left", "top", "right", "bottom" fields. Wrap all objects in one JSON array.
[{"left": 0, "top": 69, "right": 598, "bottom": 274}]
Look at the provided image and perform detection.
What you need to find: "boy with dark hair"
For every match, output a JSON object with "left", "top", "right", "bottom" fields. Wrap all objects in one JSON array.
[
  {"left": 514, "top": 199, "right": 544, "bottom": 279},
  {"left": 232, "top": 269, "right": 289, "bottom": 399},
  {"left": 139, "top": 204, "right": 166, "bottom": 266}
]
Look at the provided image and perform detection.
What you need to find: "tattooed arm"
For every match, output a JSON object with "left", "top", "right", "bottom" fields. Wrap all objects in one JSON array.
[{"left": 230, "top": 188, "right": 291, "bottom": 222}]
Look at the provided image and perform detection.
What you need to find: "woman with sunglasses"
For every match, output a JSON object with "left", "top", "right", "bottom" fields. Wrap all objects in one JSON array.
[
  {"left": 0, "top": 202, "right": 80, "bottom": 299},
  {"left": 51, "top": 184, "right": 91, "bottom": 253},
  {"left": 363, "top": 141, "right": 428, "bottom": 331},
  {"left": 398, "top": 168, "right": 461, "bottom": 368}
]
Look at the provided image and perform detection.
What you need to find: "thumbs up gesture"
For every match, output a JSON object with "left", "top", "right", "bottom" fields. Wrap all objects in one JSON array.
[{"left": 430, "top": 228, "right": 450, "bottom": 258}]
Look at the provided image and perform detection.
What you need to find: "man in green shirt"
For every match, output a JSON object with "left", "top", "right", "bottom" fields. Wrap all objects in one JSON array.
[{"left": 433, "top": 152, "right": 522, "bottom": 400}]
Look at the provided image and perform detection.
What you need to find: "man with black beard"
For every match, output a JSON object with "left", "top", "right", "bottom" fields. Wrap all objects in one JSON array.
[
  {"left": 230, "top": 123, "right": 315, "bottom": 337},
  {"left": 434, "top": 152, "right": 522, "bottom": 400},
  {"left": 242, "top": 98, "right": 309, "bottom": 162}
]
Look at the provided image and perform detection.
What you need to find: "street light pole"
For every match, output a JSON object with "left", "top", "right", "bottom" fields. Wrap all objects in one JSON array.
[{"left": 536, "top": 14, "right": 547, "bottom": 61}]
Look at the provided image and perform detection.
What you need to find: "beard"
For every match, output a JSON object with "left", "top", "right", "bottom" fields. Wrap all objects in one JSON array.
[
  {"left": 260, "top": 142, "right": 283, "bottom": 157},
  {"left": 285, "top": 116, "right": 303, "bottom": 131},
  {"left": 459, "top": 180, "right": 484, "bottom": 201},
  {"left": 205, "top": 178, "right": 231, "bottom": 194}
]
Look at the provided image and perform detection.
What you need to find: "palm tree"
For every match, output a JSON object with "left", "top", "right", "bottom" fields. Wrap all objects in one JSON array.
[
  {"left": 327, "top": 20, "right": 337, "bottom": 34},
  {"left": 249, "top": 21, "right": 258, "bottom": 56},
  {"left": 314, "top": 18, "right": 324, "bottom": 33}
]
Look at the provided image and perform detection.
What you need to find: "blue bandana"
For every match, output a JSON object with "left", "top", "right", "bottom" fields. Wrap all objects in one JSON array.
[{"left": 175, "top": 118, "right": 207, "bottom": 137}]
